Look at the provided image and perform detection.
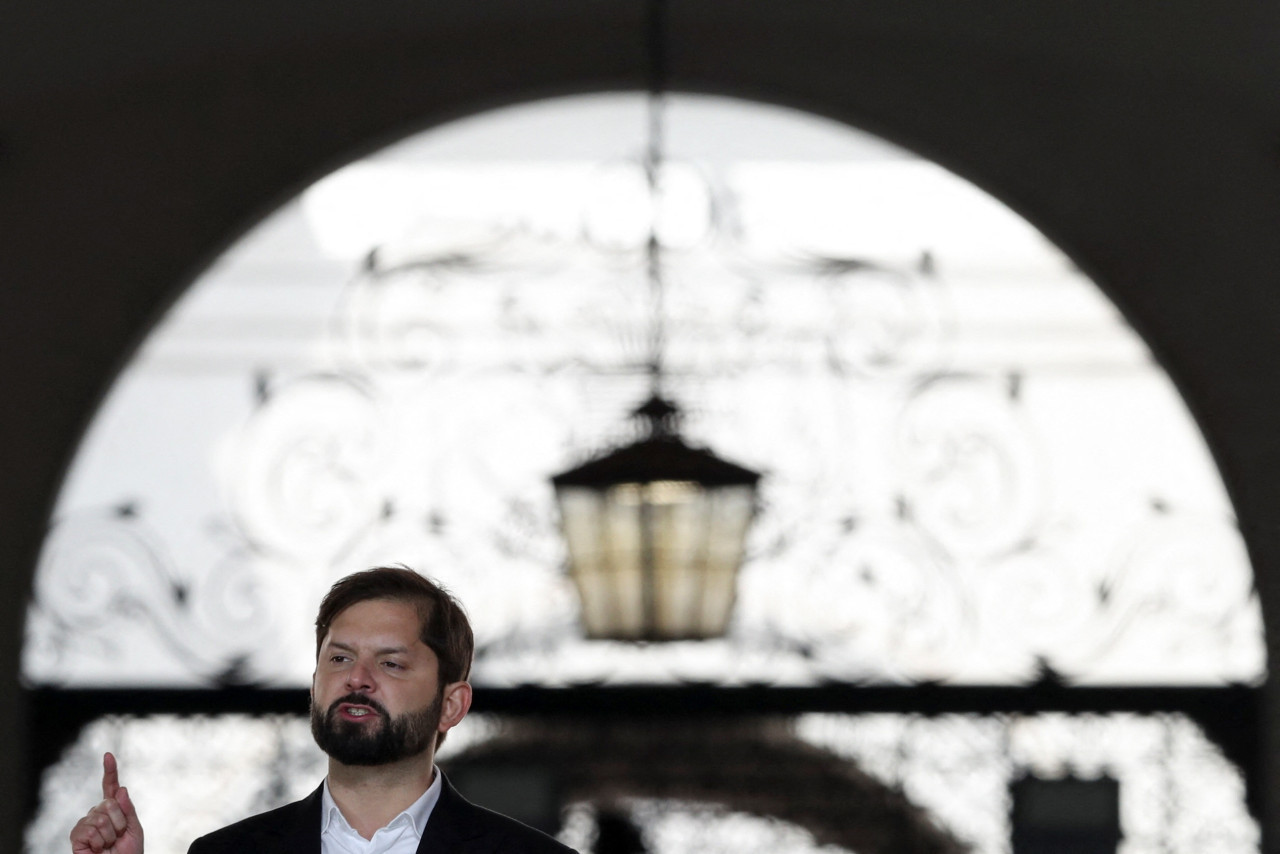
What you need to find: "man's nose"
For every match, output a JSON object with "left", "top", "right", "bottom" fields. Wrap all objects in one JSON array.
[{"left": 345, "top": 660, "right": 376, "bottom": 691}]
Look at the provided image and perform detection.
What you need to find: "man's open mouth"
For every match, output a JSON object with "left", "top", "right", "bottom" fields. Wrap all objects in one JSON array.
[{"left": 333, "top": 696, "right": 386, "bottom": 721}]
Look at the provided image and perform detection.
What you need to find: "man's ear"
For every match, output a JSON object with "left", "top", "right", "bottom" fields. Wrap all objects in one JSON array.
[{"left": 438, "top": 681, "right": 473, "bottom": 734}]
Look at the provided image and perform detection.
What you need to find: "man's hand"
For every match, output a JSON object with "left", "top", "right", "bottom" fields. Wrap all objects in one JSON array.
[{"left": 69, "top": 753, "right": 144, "bottom": 854}]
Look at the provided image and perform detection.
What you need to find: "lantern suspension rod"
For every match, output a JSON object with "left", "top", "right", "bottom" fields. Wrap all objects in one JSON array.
[
  {"left": 640, "top": 0, "right": 671, "bottom": 634},
  {"left": 643, "top": 0, "right": 669, "bottom": 400}
]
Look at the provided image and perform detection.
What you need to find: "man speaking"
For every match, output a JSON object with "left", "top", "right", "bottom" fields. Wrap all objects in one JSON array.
[{"left": 70, "top": 566, "right": 576, "bottom": 854}]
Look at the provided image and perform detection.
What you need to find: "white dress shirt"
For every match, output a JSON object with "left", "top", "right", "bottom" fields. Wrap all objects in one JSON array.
[{"left": 320, "top": 768, "right": 443, "bottom": 854}]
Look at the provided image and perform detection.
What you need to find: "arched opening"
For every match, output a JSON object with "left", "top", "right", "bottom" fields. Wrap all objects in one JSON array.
[{"left": 22, "top": 93, "right": 1264, "bottom": 854}]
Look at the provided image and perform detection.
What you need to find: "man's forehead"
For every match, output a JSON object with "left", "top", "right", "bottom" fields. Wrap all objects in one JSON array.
[{"left": 324, "top": 598, "right": 428, "bottom": 641}]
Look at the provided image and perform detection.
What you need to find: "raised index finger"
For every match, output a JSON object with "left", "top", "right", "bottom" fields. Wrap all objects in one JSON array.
[{"left": 102, "top": 752, "right": 119, "bottom": 800}]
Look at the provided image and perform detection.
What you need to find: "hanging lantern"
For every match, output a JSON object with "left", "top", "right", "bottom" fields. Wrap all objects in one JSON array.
[
  {"left": 552, "top": 395, "right": 761, "bottom": 641},
  {"left": 550, "top": 0, "right": 761, "bottom": 641}
]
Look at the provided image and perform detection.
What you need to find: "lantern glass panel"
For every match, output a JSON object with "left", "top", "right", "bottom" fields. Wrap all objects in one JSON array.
[{"left": 556, "top": 481, "right": 756, "bottom": 640}]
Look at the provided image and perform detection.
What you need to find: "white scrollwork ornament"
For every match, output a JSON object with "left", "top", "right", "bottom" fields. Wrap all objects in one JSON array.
[
  {"left": 27, "top": 510, "right": 274, "bottom": 684},
  {"left": 33, "top": 511, "right": 169, "bottom": 631},
  {"left": 751, "top": 521, "right": 971, "bottom": 682},
  {"left": 1087, "top": 512, "right": 1262, "bottom": 681},
  {"left": 223, "top": 375, "right": 388, "bottom": 565},
  {"left": 895, "top": 376, "right": 1047, "bottom": 560},
  {"left": 971, "top": 547, "right": 1095, "bottom": 681},
  {"left": 335, "top": 264, "right": 457, "bottom": 373},
  {"left": 823, "top": 260, "right": 951, "bottom": 379}
]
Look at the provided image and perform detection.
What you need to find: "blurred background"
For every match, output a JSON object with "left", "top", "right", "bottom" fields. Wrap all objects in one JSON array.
[{"left": 4, "top": 3, "right": 1280, "bottom": 854}]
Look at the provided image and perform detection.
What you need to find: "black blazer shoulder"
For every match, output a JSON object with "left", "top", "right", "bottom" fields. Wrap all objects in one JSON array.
[
  {"left": 187, "top": 772, "right": 577, "bottom": 854},
  {"left": 186, "top": 784, "right": 320, "bottom": 854},
  {"left": 423, "top": 774, "right": 576, "bottom": 854}
]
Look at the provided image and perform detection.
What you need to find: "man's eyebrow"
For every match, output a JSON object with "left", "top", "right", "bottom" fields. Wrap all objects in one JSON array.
[
  {"left": 376, "top": 645, "right": 411, "bottom": 655},
  {"left": 324, "top": 640, "right": 412, "bottom": 655}
]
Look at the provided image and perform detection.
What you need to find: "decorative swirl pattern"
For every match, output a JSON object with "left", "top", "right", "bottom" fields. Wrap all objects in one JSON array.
[
  {"left": 28, "top": 510, "right": 276, "bottom": 684},
  {"left": 224, "top": 375, "right": 387, "bottom": 564},
  {"left": 336, "top": 264, "right": 456, "bottom": 372},
  {"left": 803, "top": 522, "right": 971, "bottom": 681},
  {"left": 1079, "top": 512, "right": 1262, "bottom": 680},
  {"left": 895, "top": 375, "right": 1046, "bottom": 560},
  {"left": 24, "top": 98, "right": 1262, "bottom": 689},
  {"left": 973, "top": 548, "right": 1095, "bottom": 676},
  {"left": 33, "top": 510, "right": 171, "bottom": 630},
  {"left": 822, "top": 259, "right": 951, "bottom": 379}
]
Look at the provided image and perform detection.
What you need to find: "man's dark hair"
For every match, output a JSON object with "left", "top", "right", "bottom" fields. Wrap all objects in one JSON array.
[{"left": 314, "top": 566, "right": 474, "bottom": 686}]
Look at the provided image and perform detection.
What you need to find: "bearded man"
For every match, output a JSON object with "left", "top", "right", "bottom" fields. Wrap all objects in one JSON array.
[{"left": 70, "top": 566, "right": 576, "bottom": 854}]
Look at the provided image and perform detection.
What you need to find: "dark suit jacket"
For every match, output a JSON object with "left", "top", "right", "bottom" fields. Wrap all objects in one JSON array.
[{"left": 187, "top": 772, "right": 576, "bottom": 854}]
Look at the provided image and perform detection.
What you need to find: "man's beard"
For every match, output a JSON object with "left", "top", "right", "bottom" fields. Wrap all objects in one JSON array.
[{"left": 310, "top": 691, "right": 441, "bottom": 766}]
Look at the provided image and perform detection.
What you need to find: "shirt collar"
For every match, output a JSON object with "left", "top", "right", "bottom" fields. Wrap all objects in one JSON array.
[{"left": 321, "top": 766, "right": 443, "bottom": 837}]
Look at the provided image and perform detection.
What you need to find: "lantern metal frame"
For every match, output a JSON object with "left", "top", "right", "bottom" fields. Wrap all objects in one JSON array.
[{"left": 551, "top": 395, "right": 761, "bottom": 641}]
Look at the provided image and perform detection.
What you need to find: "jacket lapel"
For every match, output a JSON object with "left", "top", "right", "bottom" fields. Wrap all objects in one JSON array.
[{"left": 417, "top": 772, "right": 499, "bottom": 854}]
